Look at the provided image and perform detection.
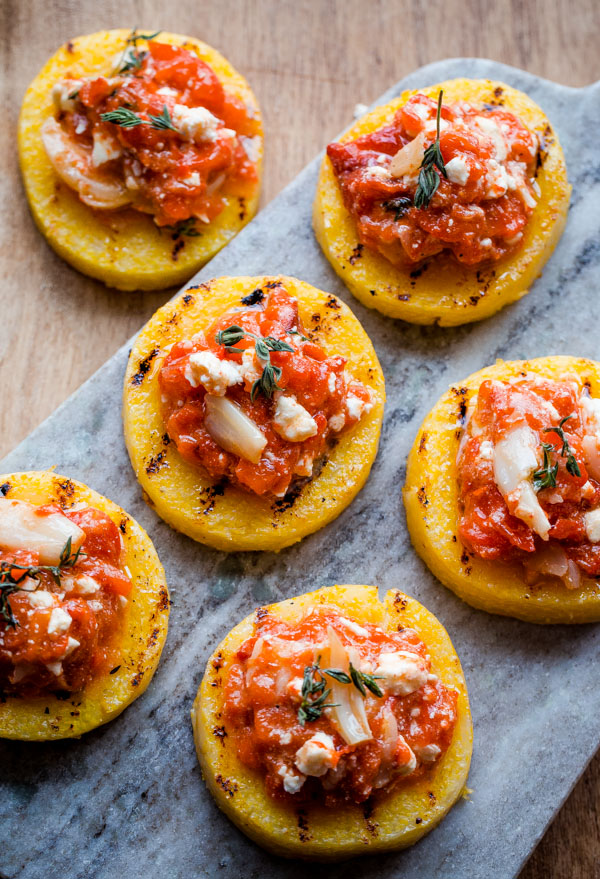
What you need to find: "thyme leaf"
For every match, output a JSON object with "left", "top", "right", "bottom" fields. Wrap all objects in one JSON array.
[
  {"left": 413, "top": 90, "right": 447, "bottom": 210},
  {"left": 148, "top": 105, "right": 177, "bottom": 132},
  {"left": 298, "top": 657, "right": 339, "bottom": 726},
  {"left": 540, "top": 414, "right": 582, "bottom": 481},
  {"left": 532, "top": 442, "right": 558, "bottom": 492},
  {"left": 383, "top": 196, "right": 413, "bottom": 221},
  {"left": 215, "top": 325, "right": 294, "bottom": 401},
  {"left": 100, "top": 107, "right": 144, "bottom": 127},
  {"left": 349, "top": 662, "right": 384, "bottom": 698},
  {"left": 0, "top": 539, "right": 85, "bottom": 628},
  {"left": 126, "top": 28, "right": 161, "bottom": 44}
]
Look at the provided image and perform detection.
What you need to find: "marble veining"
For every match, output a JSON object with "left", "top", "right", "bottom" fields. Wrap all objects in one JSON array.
[{"left": 1, "top": 58, "right": 599, "bottom": 879}]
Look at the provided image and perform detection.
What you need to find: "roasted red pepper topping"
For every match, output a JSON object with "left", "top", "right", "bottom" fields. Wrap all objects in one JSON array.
[{"left": 327, "top": 93, "right": 539, "bottom": 267}]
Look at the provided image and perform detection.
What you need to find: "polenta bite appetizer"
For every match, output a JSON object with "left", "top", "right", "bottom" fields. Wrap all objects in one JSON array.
[
  {"left": 314, "top": 79, "right": 570, "bottom": 325},
  {"left": 18, "top": 29, "right": 262, "bottom": 290},
  {"left": 123, "top": 276, "right": 384, "bottom": 551},
  {"left": 192, "top": 584, "right": 471, "bottom": 859},
  {"left": 0, "top": 471, "right": 168, "bottom": 740},
  {"left": 405, "top": 357, "right": 600, "bottom": 623}
]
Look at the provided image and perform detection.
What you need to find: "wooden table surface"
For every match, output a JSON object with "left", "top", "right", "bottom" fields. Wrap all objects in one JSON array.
[{"left": 1, "top": 1, "right": 598, "bottom": 875}]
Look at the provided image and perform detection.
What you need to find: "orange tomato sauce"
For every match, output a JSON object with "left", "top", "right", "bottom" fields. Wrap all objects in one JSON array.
[
  {"left": 57, "top": 41, "right": 258, "bottom": 225},
  {"left": 327, "top": 93, "right": 539, "bottom": 267},
  {"left": 223, "top": 606, "right": 457, "bottom": 805},
  {"left": 0, "top": 505, "right": 131, "bottom": 696},
  {"left": 458, "top": 376, "right": 600, "bottom": 578},
  {"left": 158, "top": 284, "right": 373, "bottom": 497}
]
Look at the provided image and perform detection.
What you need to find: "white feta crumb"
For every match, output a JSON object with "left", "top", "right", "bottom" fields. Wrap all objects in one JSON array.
[
  {"left": 584, "top": 508, "right": 600, "bottom": 543},
  {"left": 47, "top": 607, "right": 72, "bottom": 635},
  {"left": 415, "top": 743, "right": 441, "bottom": 762},
  {"left": 294, "top": 732, "right": 337, "bottom": 777},
  {"left": 327, "top": 372, "right": 337, "bottom": 394},
  {"left": 479, "top": 440, "right": 494, "bottom": 460},
  {"left": 240, "top": 135, "right": 261, "bottom": 164},
  {"left": 185, "top": 350, "right": 243, "bottom": 395},
  {"left": 46, "top": 661, "right": 63, "bottom": 676},
  {"left": 328, "top": 412, "right": 345, "bottom": 432},
  {"left": 91, "top": 129, "right": 122, "bottom": 167},
  {"left": 172, "top": 104, "right": 220, "bottom": 142},
  {"left": 277, "top": 764, "right": 306, "bottom": 794},
  {"left": 375, "top": 651, "right": 429, "bottom": 696},
  {"left": 61, "top": 636, "right": 80, "bottom": 659},
  {"left": 445, "top": 155, "right": 470, "bottom": 186},
  {"left": 27, "top": 589, "right": 55, "bottom": 608},
  {"left": 273, "top": 395, "right": 318, "bottom": 442}
]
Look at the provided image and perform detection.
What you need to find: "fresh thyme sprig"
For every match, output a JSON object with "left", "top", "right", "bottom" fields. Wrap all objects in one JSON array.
[
  {"left": 0, "top": 538, "right": 85, "bottom": 628},
  {"left": 533, "top": 414, "right": 582, "bottom": 492},
  {"left": 100, "top": 107, "right": 145, "bottom": 128},
  {"left": 215, "top": 325, "right": 294, "bottom": 401},
  {"left": 543, "top": 414, "right": 581, "bottom": 478},
  {"left": 533, "top": 443, "right": 558, "bottom": 492},
  {"left": 414, "top": 90, "right": 447, "bottom": 210},
  {"left": 296, "top": 656, "right": 383, "bottom": 725},
  {"left": 148, "top": 105, "right": 177, "bottom": 131},
  {"left": 100, "top": 104, "right": 178, "bottom": 132},
  {"left": 117, "top": 27, "right": 161, "bottom": 74},
  {"left": 298, "top": 657, "right": 339, "bottom": 726}
]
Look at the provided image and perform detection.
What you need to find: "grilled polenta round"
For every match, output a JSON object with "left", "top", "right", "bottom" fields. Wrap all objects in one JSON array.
[
  {"left": 123, "top": 276, "right": 385, "bottom": 552},
  {"left": 0, "top": 470, "right": 169, "bottom": 740},
  {"left": 18, "top": 29, "right": 263, "bottom": 291},
  {"left": 313, "top": 78, "right": 570, "bottom": 326},
  {"left": 192, "top": 584, "right": 472, "bottom": 860},
  {"left": 404, "top": 356, "right": 600, "bottom": 623}
]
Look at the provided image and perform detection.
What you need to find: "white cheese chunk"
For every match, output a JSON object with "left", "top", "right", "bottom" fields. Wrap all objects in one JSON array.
[
  {"left": 185, "top": 350, "right": 243, "bottom": 395},
  {"left": 474, "top": 115, "right": 508, "bottom": 161},
  {"left": 277, "top": 764, "right": 306, "bottom": 794},
  {"left": 445, "top": 155, "right": 470, "bottom": 186},
  {"left": 584, "top": 508, "right": 600, "bottom": 543},
  {"left": 338, "top": 617, "right": 369, "bottom": 638},
  {"left": 493, "top": 425, "right": 551, "bottom": 539},
  {"left": 47, "top": 607, "right": 72, "bottom": 635},
  {"left": 61, "top": 636, "right": 80, "bottom": 659},
  {"left": 273, "top": 395, "right": 318, "bottom": 442},
  {"left": 172, "top": 104, "right": 220, "bottom": 143},
  {"left": 63, "top": 574, "right": 100, "bottom": 595},
  {"left": 415, "top": 743, "right": 441, "bottom": 762},
  {"left": 27, "top": 589, "right": 55, "bottom": 609},
  {"left": 51, "top": 80, "right": 81, "bottom": 113},
  {"left": 46, "top": 661, "right": 63, "bottom": 676},
  {"left": 479, "top": 440, "right": 494, "bottom": 461},
  {"left": 328, "top": 412, "right": 345, "bottom": 432},
  {"left": 346, "top": 393, "right": 371, "bottom": 421},
  {"left": 375, "top": 650, "right": 429, "bottom": 696},
  {"left": 294, "top": 732, "right": 337, "bottom": 777}
]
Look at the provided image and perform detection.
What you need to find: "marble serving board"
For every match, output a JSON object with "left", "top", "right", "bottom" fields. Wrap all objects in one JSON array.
[{"left": 1, "top": 58, "right": 599, "bottom": 879}]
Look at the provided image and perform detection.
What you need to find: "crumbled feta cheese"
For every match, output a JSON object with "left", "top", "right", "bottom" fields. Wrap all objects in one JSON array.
[
  {"left": 240, "top": 348, "right": 262, "bottom": 384},
  {"left": 47, "top": 607, "right": 72, "bottom": 635},
  {"left": 479, "top": 440, "right": 494, "bottom": 461},
  {"left": 63, "top": 574, "right": 100, "bottom": 595},
  {"left": 584, "top": 508, "right": 600, "bottom": 543},
  {"left": 172, "top": 104, "right": 220, "bottom": 142},
  {"left": 156, "top": 86, "right": 179, "bottom": 98},
  {"left": 273, "top": 395, "right": 318, "bottom": 442},
  {"left": 182, "top": 171, "right": 202, "bottom": 187},
  {"left": 27, "top": 589, "right": 55, "bottom": 608},
  {"left": 474, "top": 116, "right": 507, "bottom": 161},
  {"left": 445, "top": 155, "right": 470, "bottom": 186},
  {"left": 61, "top": 636, "right": 80, "bottom": 659},
  {"left": 346, "top": 394, "right": 370, "bottom": 421},
  {"left": 329, "top": 412, "right": 345, "bottom": 432},
  {"left": 91, "top": 129, "right": 122, "bottom": 167},
  {"left": 363, "top": 164, "right": 391, "bottom": 181},
  {"left": 480, "top": 237, "right": 492, "bottom": 248},
  {"left": 46, "top": 661, "right": 63, "bottom": 676},
  {"left": 485, "top": 159, "right": 510, "bottom": 199},
  {"left": 277, "top": 764, "right": 306, "bottom": 794},
  {"left": 294, "top": 732, "right": 337, "bottom": 777},
  {"left": 415, "top": 743, "right": 441, "bottom": 762},
  {"left": 185, "top": 350, "right": 243, "bottom": 395},
  {"left": 327, "top": 372, "right": 337, "bottom": 394},
  {"left": 375, "top": 651, "right": 428, "bottom": 696}
]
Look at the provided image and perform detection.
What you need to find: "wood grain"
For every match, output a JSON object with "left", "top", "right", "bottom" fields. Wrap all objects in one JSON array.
[{"left": 0, "top": 1, "right": 598, "bottom": 875}]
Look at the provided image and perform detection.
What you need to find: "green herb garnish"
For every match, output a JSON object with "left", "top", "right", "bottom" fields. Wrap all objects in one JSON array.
[
  {"left": 116, "top": 28, "right": 160, "bottom": 74},
  {"left": 215, "top": 325, "right": 294, "bottom": 401},
  {"left": 533, "top": 413, "right": 582, "bottom": 492},
  {"left": 414, "top": 90, "right": 447, "bottom": 210},
  {"left": 349, "top": 662, "right": 384, "bottom": 698},
  {"left": 383, "top": 196, "right": 413, "bottom": 221},
  {"left": 148, "top": 104, "right": 177, "bottom": 132},
  {"left": 126, "top": 28, "right": 161, "bottom": 44},
  {"left": 297, "top": 657, "right": 339, "bottom": 726},
  {"left": 0, "top": 538, "right": 85, "bottom": 628},
  {"left": 100, "top": 107, "right": 145, "bottom": 127}
]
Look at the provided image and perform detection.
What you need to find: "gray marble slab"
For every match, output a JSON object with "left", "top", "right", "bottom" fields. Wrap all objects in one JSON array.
[{"left": 1, "top": 58, "right": 599, "bottom": 879}]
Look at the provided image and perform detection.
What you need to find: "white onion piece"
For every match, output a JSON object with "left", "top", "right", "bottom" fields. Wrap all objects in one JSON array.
[
  {"left": 204, "top": 395, "right": 267, "bottom": 463},
  {"left": 523, "top": 545, "right": 582, "bottom": 590},
  {"left": 325, "top": 626, "right": 372, "bottom": 746},
  {"left": 565, "top": 560, "right": 581, "bottom": 591},
  {"left": 0, "top": 498, "right": 85, "bottom": 565},
  {"left": 389, "top": 132, "right": 425, "bottom": 178}
]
